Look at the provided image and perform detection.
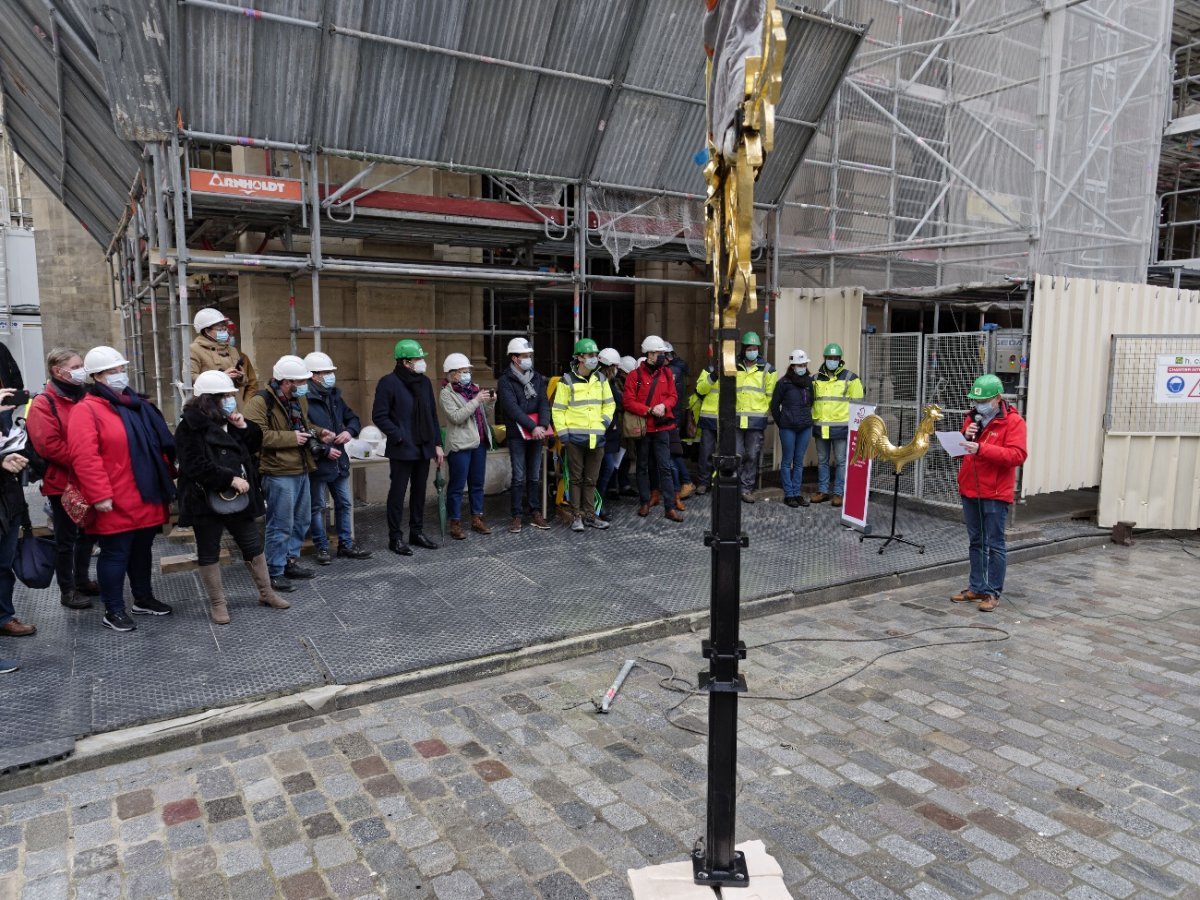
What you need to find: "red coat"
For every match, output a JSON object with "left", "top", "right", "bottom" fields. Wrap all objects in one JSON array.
[
  {"left": 67, "top": 393, "right": 171, "bottom": 535},
  {"left": 957, "top": 401, "right": 1027, "bottom": 502},
  {"left": 623, "top": 362, "right": 679, "bottom": 434},
  {"left": 26, "top": 383, "right": 84, "bottom": 497}
]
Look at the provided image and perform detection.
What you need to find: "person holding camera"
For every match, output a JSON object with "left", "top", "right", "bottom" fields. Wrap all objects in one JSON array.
[
  {"left": 0, "top": 387, "right": 38, "bottom": 668},
  {"left": 176, "top": 371, "right": 289, "bottom": 623},
  {"left": 244, "top": 355, "right": 336, "bottom": 593},
  {"left": 625, "top": 336, "right": 682, "bottom": 522},
  {"left": 440, "top": 353, "right": 494, "bottom": 540},
  {"left": 190, "top": 308, "right": 258, "bottom": 405}
]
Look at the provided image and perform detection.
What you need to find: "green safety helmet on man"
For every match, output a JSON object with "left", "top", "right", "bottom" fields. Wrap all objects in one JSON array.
[
  {"left": 823, "top": 342, "right": 844, "bottom": 358},
  {"left": 741, "top": 331, "right": 761, "bottom": 346},
  {"left": 967, "top": 373, "right": 1004, "bottom": 401},
  {"left": 394, "top": 339, "right": 428, "bottom": 360},
  {"left": 573, "top": 338, "right": 599, "bottom": 355}
]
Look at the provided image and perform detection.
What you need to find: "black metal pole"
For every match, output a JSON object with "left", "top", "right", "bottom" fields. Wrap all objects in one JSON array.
[{"left": 696, "top": 322, "right": 750, "bottom": 888}]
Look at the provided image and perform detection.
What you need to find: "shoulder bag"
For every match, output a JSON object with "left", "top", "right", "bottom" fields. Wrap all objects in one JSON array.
[
  {"left": 206, "top": 465, "right": 250, "bottom": 516},
  {"left": 622, "top": 371, "right": 661, "bottom": 440}
]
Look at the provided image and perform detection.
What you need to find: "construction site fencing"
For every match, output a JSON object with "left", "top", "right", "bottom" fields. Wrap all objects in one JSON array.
[
  {"left": 1105, "top": 335, "right": 1200, "bottom": 435},
  {"left": 860, "top": 332, "right": 922, "bottom": 498}
]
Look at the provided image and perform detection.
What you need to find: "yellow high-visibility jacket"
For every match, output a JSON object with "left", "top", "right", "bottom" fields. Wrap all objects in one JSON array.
[
  {"left": 695, "top": 369, "right": 721, "bottom": 429},
  {"left": 551, "top": 367, "right": 615, "bottom": 450},
  {"left": 735, "top": 360, "right": 776, "bottom": 431},
  {"left": 812, "top": 363, "right": 864, "bottom": 440}
]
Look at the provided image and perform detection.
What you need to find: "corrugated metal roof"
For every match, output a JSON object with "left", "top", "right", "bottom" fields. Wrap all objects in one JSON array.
[{"left": 0, "top": 0, "right": 866, "bottom": 246}]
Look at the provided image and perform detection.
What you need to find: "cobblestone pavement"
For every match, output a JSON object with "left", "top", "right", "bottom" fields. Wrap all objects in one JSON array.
[{"left": 3, "top": 537, "right": 1199, "bottom": 900}]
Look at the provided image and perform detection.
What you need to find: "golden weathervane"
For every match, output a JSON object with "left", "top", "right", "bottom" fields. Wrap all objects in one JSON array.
[{"left": 851, "top": 404, "right": 945, "bottom": 473}]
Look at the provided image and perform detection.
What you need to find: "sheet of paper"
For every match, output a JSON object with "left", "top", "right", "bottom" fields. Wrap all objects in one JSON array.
[{"left": 936, "top": 430, "right": 971, "bottom": 458}]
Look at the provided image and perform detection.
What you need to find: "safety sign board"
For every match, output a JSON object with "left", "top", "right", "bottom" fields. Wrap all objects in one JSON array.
[
  {"left": 1154, "top": 354, "right": 1200, "bottom": 403},
  {"left": 189, "top": 169, "right": 304, "bottom": 203}
]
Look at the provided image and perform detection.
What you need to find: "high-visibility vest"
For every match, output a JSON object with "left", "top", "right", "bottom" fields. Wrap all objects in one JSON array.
[
  {"left": 735, "top": 361, "right": 776, "bottom": 431},
  {"left": 695, "top": 370, "right": 721, "bottom": 427},
  {"left": 812, "top": 364, "right": 865, "bottom": 439},
  {"left": 551, "top": 368, "right": 615, "bottom": 449}
]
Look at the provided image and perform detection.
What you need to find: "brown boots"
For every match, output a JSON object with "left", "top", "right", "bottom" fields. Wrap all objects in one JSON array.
[
  {"left": 471, "top": 515, "right": 492, "bottom": 535},
  {"left": 450, "top": 516, "right": 491, "bottom": 539},
  {"left": 246, "top": 555, "right": 291, "bottom": 609},
  {"left": 449, "top": 519, "right": 466, "bottom": 540},
  {"left": 197, "top": 565, "right": 230, "bottom": 625}
]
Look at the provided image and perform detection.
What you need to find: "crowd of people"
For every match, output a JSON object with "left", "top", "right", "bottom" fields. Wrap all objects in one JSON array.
[{"left": 0, "top": 309, "right": 879, "bottom": 672}]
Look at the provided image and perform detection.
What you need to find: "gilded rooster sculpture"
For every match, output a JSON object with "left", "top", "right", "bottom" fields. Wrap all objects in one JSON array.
[{"left": 851, "top": 404, "right": 944, "bottom": 474}]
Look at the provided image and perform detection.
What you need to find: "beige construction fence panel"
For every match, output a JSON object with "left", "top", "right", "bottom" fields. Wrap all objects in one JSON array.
[
  {"left": 772, "top": 287, "right": 864, "bottom": 373},
  {"left": 1099, "top": 435, "right": 1200, "bottom": 529},
  {"left": 1023, "top": 275, "right": 1200, "bottom": 497}
]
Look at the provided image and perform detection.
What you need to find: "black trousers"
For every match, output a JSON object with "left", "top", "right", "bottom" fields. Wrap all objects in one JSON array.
[
  {"left": 48, "top": 493, "right": 96, "bottom": 593},
  {"left": 387, "top": 458, "right": 430, "bottom": 540},
  {"left": 192, "top": 514, "right": 264, "bottom": 566}
]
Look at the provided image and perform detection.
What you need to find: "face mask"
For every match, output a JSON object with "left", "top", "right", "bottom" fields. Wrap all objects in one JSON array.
[
  {"left": 646, "top": 355, "right": 661, "bottom": 368},
  {"left": 213, "top": 329, "right": 230, "bottom": 344},
  {"left": 518, "top": 357, "right": 533, "bottom": 372},
  {"left": 458, "top": 372, "right": 472, "bottom": 386},
  {"left": 744, "top": 350, "right": 759, "bottom": 362},
  {"left": 793, "top": 366, "right": 807, "bottom": 377},
  {"left": 105, "top": 373, "right": 129, "bottom": 392},
  {"left": 294, "top": 383, "right": 309, "bottom": 398},
  {"left": 583, "top": 356, "right": 599, "bottom": 371},
  {"left": 322, "top": 374, "right": 336, "bottom": 389},
  {"left": 412, "top": 360, "right": 427, "bottom": 375},
  {"left": 825, "top": 359, "right": 839, "bottom": 371},
  {"left": 975, "top": 401, "right": 995, "bottom": 416},
  {"left": 221, "top": 397, "right": 238, "bottom": 416},
  {"left": 67, "top": 367, "right": 87, "bottom": 385}
]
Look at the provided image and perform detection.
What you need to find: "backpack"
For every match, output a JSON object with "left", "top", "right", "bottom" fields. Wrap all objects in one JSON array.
[{"left": 11, "top": 395, "right": 53, "bottom": 483}]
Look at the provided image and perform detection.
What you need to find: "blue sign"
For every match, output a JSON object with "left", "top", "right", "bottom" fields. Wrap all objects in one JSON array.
[{"left": 1167, "top": 375, "right": 1186, "bottom": 394}]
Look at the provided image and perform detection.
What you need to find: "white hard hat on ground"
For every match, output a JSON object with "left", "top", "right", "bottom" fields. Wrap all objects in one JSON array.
[
  {"left": 641, "top": 335, "right": 668, "bottom": 353},
  {"left": 303, "top": 351, "right": 336, "bottom": 372},
  {"left": 506, "top": 337, "right": 533, "bottom": 355},
  {"left": 193, "top": 370, "right": 237, "bottom": 395},
  {"left": 443, "top": 352, "right": 473, "bottom": 372},
  {"left": 193, "top": 308, "right": 231, "bottom": 333},
  {"left": 788, "top": 349, "right": 810, "bottom": 366},
  {"left": 83, "top": 346, "right": 130, "bottom": 375},
  {"left": 598, "top": 348, "right": 621, "bottom": 367},
  {"left": 619, "top": 356, "right": 638, "bottom": 373},
  {"left": 272, "top": 355, "right": 311, "bottom": 381}
]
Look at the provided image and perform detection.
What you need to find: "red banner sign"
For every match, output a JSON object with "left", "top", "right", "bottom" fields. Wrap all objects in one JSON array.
[
  {"left": 189, "top": 169, "right": 303, "bottom": 202},
  {"left": 841, "top": 403, "right": 876, "bottom": 531}
]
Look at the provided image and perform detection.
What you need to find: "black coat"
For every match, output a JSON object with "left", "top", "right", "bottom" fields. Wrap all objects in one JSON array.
[
  {"left": 174, "top": 406, "right": 265, "bottom": 525},
  {"left": 372, "top": 371, "right": 441, "bottom": 462},
  {"left": 0, "top": 450, "right": 27, "bottom": 534},
  {"left": 770, "top": 370, "right": 814, "bottom": 430},
  {"left": 305, "top": 382, "right": 361, "bottom": 482},
  {"left": 496, "top": 366, "right": 551, "bottom": 439}
]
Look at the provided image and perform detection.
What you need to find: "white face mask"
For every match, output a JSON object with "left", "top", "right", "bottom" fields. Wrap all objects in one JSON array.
[
  {"left": 105, "top": 373, "right": 129, "bottom": 393},
  {"left": 744, "top": 349, "right": 759, "bottom": 362},
  {"left": 518, "top": 357, "right": 533, "bottom": 372},
  {"left": 412, "top": 359, "right": 427, "bottom": 375},
  {"left": 66, "top": 367, "right": 87, "bottom": 385}
]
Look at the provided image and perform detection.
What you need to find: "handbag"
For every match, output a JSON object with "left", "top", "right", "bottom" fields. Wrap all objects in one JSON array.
[
  {"left": 206, "top": 468, "right": 250, "bottom": 516},
  {"left": 621, "top": 371, "right": 661, "bottom": 440},
  {"left": 13, "top": 527, "right": 56, "bottom": 589},
  {"left": 62, "top": 482, "right": 93, "bottom": 527}
]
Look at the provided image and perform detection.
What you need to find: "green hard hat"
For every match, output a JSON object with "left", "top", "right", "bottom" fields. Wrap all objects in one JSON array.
[
  {"left": 823, "top": 342, "right": 844, "bottom": 357},
  {"left": 394, "top": 338, "right": 428, "bottom": 360},
  {"left": 574, "top": 338, "right": 599, "bottom": 355},
  {"left": 968, "top": 373, "right": 1003, "bottom": 400},
  {"left": 741, "top": 331, "right": 761, "bottom": 346}
]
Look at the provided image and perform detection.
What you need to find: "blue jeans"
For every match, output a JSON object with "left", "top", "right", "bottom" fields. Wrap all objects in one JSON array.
[
  {"left": 778, "top": 426, "right": 812, "bottom": 498},
  {"left": 672, "top": 456, "right": 691, "bottom": 492},
  {"left": 508, "top": 438, "right": 543, "bottom": 517},
  {"left": 815, "top": 436, "right": 847, "bottom": 494},
  {"left": 597, "top": 441, "right": 622, "bottom": 501},
  {"left": 310, "top": 474, "right": 353, "bottom": 551},
  {"left": 262, "top": 474, "right": 311, "bottom": 577},
  {"left": 963, "top": 497, "right": 1009, "bottom": 596},
  {"left": 96, "top": 526, "right": 158, "bottom": 614},
  {"left": 0, "top": 522, "right": 21, "bottom": 626},
  {"left": 447, "top": 445, "right": 487, "bottom": 520}
]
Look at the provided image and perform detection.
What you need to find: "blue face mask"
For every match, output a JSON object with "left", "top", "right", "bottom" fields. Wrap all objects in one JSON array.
[
  {"left": 213, "top": 329, "right": 230, "bottom": 344},
  {"left": 583, "top": 356, "right": 599, "bottom": 371},
  {"left": 459, "top": 372, "right": 472, "bottom": 386},
  {"left": 825, "top": 359, "right": 839, "bottom": 371},
  {"left": 322, "top": 374, "right": 336, "bottom": 389},
  {"left": 221, "top": 397, "right": 238, "bottom": 416},
  {"left": 106, "top": 373, "right": 129, "bottom": 393},
  {"left": 744, "top": 349, "right": 759, "bottom": 361},
  {"left": 294, "top": 383, "right": 309, "bottom": 398},
  {"left": 975, "top": 401, "right": 995, "bottom": 416}
]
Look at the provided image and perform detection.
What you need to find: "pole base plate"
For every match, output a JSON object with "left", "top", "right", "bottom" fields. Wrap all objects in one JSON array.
[{"left": 693, "top": 849, "right": 750, "bottom": 887}]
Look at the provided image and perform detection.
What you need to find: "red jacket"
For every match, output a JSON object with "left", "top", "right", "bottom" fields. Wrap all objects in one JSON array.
[
  {"left": 67, "top": 393, "right": 171, "bottom": 535},
  {"left": 623, "top": 362, "right": 679, "bottom": 434},
  {"left": 957, "top": 401, "right": 1027, "bottom": 502},
  {"left": 26, "top": 382, "right": 85, "bottom": 497}
]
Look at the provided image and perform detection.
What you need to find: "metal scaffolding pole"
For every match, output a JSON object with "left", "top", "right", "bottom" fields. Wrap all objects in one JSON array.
[
  {"left": 308, "top": 152, "right": 324, "bottom": 352},
  {"left": 169, "top": 136, "right": 192, "bottom": 410}
]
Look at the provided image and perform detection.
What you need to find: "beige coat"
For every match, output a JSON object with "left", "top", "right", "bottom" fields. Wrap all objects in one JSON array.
[
  {"left": 189, "top": 335, "right": 259, "bottom": 404},
  {"left": 440, "top": 384, "right": 494, "bottom": 454}
]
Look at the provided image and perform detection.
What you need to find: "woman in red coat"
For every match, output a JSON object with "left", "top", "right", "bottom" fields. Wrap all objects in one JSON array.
[
  {"left": 26, "top": 347, "right": 98, "bottom": 610},
  {"left": 68, "top": 347, "right": 177, "bottom": 633}
]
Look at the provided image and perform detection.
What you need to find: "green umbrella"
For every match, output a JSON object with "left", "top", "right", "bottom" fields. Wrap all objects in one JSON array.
[{"left": 434, "top": 462, "right": 448, "bottom": 540}]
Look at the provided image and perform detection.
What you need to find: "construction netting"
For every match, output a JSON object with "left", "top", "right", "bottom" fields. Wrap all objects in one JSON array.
[{"left": 779, "top": 0, "right": 1171, "bottom": 289}]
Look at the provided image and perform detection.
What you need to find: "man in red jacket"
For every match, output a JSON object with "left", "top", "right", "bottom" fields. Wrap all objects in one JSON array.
[
  {"left": 625, "top": 336, "right": 683, "bottom": 522},
  {"left": 953, "top": 374, "right": 1027, "bottom": 612}
]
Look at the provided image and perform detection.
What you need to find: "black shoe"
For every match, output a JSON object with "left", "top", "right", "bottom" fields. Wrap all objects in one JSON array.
[
  {"left": 784, "top": 496, "right": 800, "bottom": 508},
  {"left": 337, "top": 543, "right": 373, "bottom": 560},
  {"left": 314, "top": 548, "right": 333, "bottom": 566},
  {"left": 409, "top": 533, "right": 439, "bottom": 550},
  {"left": 61, "top": 589, "right": 92, "bottom": 610},
  {"left": 77, "top": 580, "right": 101, "bottom": 597},
  {"left": 740, "top": 492, "right": 756, "bottom": 504},
  {"left": 619, "top": 486, "right": 639, "bottom": 498},
  {"left": 798, "top": 494, "right": 810, "bottom": 507},
  {"left": 389, "top": 539, "right": 413, "bottom": 557},
  {"left": 131, "top": 596, "right": 172, "bottom": 616},
  {"left": 284, "top": 560, "right": 315, "bottom": 579},
  {"left": 270, "top": 576, "right": 296, "bottom": 593},
  {"left": 102, "top": 610, "right": 137, "bottom": 632}
]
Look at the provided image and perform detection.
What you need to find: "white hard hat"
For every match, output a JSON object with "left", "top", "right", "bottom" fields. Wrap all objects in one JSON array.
[
  {"left": 619, "top": 356, "right": 638, "bottom": 373},
  {"left": 641, "top": 335, "right": 668, "bottom": 353},
  {"left": 272, "top": 355, "right": 311, "bottom": 381},
  {"left": 193, "top": 308, "right": 231, "bottom": 333},
  {"left": 506, "top": 337, "right": 533, "bottom": 355},
  {"left": 83, "top": 346, "right": 130, "bottom": 375},
  {"left": 598, "top": 348, "right": 621, "bottom": 367},
  {"left": 788, "top": 349, "right": 810, "bottom": 366},
  {"left": 303, "top": 351, "right": 336, "bottom": 373},
  {"left": 443, "top": 352, "right": 472, "bottom": 372},
  {"left": 193, "top": 370, "right": 237, "bottom": 395},
  {"left": 663, "top": 341, "right": 675, "bottom": 353},
  {"left": 359, "top": 425, "right": 383, "bottom": 444}
]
